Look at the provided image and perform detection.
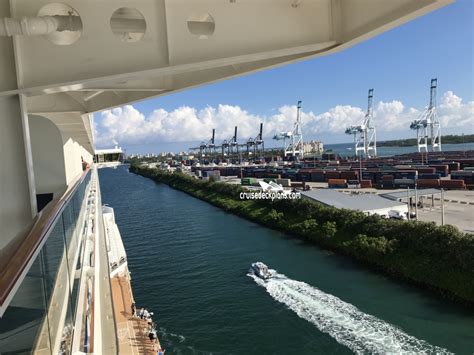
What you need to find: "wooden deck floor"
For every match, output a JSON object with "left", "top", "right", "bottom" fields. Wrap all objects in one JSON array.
[{"left": 111, "top": 275, "right": 162, "bottom": 354}]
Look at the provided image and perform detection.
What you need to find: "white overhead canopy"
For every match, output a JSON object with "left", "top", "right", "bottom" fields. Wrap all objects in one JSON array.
[{"left": 0, "top": 0, "right": 453, "bottom": 152}]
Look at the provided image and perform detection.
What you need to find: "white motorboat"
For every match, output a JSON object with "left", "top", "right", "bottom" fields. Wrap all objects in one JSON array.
[{"left": 250, "top": 262, "right": 272, "bottom": 280}]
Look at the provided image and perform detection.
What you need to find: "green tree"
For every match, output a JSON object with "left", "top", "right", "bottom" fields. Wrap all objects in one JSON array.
[{"left": 320, "top": 221, "right": 337, "bottom": 238}]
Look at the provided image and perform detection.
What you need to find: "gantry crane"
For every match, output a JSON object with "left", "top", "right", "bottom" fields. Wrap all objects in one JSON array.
[
  {"left": 221, "top": 126, "right": 239, "bottom": 159},
  {"left": 410, "top": 78, "right": 441, "bottom": 153},
  {"left": 345, "top": 89, "right": 376, "bottom": 159},
  {"left": 273, "top": 100, "right": 304, "bottom": 159},
  {"left": 190, "top": 128, "right": 216, "bottom": 162},
  {"left": 246, "top": 123, "right": 264, "bottom": 160}
]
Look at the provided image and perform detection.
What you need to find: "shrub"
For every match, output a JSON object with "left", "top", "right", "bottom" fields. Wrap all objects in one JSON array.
[
  {"left": 263, "top": 209, "right": 284, "bottom": 224},
  {"left": 320, "top": 221, "right": 337, "bottom": 238}
]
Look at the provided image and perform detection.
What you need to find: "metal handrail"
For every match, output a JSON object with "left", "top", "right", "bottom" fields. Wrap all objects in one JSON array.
[{"left": 0, "top": 169, "right": 91, "bottom": 310}]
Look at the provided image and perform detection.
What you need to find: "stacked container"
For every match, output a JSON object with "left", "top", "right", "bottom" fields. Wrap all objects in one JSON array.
[
  {"left": 328, "top": 179, "right": 347, "bottom": 188},
  {"left": 311, "top": 170, "right": 326, "bottom": 182},
  {"left": 451, "top": 171, "right": 474, "bottom": 189},
  {"left": 380, "top": 175, "right": 394, "bottom": 189},
  {"left": 417, "top": 179, "right": 440, "bottom": 188},
  {"left": 276, "top": 178, "right": 292, "bottom": 187},
  {"left": 325, "top": 171, "right": 341, "bottom": 181},
  {"left": 430, "top": 164, "right": 449, "bottom": 177},
  {"left": 440, "top": 179, "right": 466, "bottom": 190},
  {"left": 419, "top": 173, "right": 441, "bottom": 179}
]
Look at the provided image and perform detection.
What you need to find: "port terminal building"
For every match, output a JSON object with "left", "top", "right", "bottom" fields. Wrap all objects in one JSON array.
[{"left": 301, "top": 189, "right": 408, "bottom": 217}]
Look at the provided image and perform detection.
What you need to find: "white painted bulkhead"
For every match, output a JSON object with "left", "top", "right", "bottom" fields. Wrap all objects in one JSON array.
[{"left": 28, "top": 115, "right": 67, "bottom": 197}]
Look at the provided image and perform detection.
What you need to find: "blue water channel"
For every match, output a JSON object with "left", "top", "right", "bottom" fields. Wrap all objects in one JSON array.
[{"left": 99, "top": 166, "right": 474, "bottom": 354}]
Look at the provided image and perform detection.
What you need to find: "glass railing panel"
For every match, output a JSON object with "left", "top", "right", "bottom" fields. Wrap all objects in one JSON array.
[
  {"left": 0, "top": 170, "right": 91, "bottom": 355},
  {"left": 62, "top": 202, "right": 76, "bottom": 252},
  {"left": 69, "top": 242, "right": 83, "bottom": 329},
  {"left": 0, "top": 256, "right": 51, "bottom": 354},
  {"left": 61, "top": 202, "right": 79, "bottom": 294},
  {"left": 34, "top": 214, "right": 69, "bottom": 355}
]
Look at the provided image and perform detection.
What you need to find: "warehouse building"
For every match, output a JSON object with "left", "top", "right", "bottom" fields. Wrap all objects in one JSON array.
[{"left": 301, "top": 189, "right": 408, "bottom": 218}]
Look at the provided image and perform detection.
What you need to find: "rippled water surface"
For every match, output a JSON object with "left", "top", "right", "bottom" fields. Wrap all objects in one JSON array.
[{"left": 99, "top": 166, "right": 474, "bottom": 354}]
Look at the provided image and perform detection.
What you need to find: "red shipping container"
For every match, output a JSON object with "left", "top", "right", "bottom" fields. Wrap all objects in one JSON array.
[
  {"left": 328, "top": 179, "right": 347, "bottom": 184},
  {"left": 440, "top": 179, "right": 466, "bottom": 190},
  {"left": 417, "top": 179, "right": 440, "bottom": 187}
]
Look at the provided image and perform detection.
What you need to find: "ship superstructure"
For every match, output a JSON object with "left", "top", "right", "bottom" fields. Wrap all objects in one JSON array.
[{"left": 0, "top": 1, "right": 453, "bottom": 353}]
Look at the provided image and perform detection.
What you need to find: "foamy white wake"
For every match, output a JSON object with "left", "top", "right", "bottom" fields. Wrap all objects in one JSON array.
[{"left": 248, "top": 268, "right": 452, "bottom": 354}]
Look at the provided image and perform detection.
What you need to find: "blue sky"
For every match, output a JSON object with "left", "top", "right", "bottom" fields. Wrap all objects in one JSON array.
[{"left": 95, "top": 0, "right": 473, "bottom": 154}]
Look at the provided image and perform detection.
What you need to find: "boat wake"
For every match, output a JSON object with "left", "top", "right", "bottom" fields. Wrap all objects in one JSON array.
[{"left": 248, "top": 268, "right": 451, "bottom": 354}]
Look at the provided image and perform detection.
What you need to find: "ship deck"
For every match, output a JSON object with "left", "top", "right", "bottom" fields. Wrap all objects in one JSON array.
[{"left": 111, "top": 275, "right": 163, "bottom": 354}]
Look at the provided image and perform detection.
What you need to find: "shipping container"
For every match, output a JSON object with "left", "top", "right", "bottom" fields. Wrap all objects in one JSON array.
[
  {"left": 417, "top": 179, "right": 440, "bottom": 188},
  {"left": 310, "top": 171, "right": 326, "bottom": 182},
  {"left": 458, "top": 159, "right": 474, "bottom": 170},
  {"left": 447, "top": 162, "right": 460, "bottom": 173},
  {"left": 361, "top": 171, "right": 376, "bottom": 183},
  {"left": 325, "top": 171, "right": 341, "bottom": 181},
  {"left": 394, "top": 178, "right": 415, "bottom": 184},
  {"left": 296, "top": 172, "right": 312, "bottom": 181},
  {"left": 327, "top": 179, "right": 347, "bottom": 184},
  {"left": 440, "top": 179, "right": 466, "bottom": 190},
  {"left": 394, "top": 179, "right": 415, "bottom": 188},
  {"left": 429, "top": 165, "right": 449, "bottom": 177},
  {"left": 328, "top": 178, "right": 347, "bottom": 188},
  {"left": 281, "top": 170, "right": 298, "bottom": 180},
  {"left": 416, "top": 167, "right": 436, "bottom": 174},
  {"left": 202, "top": 170, "right": 220, "bottom": 177},
  {"left": 418, "top": 173, "right": 441, "bottom": 179},
  {"left": 375, "top": 171, "right": 395, "bottom": 183},
  {"left": 241, "top": 178, "right": 256, "bottom": 186},
  {"left": 451, "top": 171, "right": 474, "bottom": 176},
  {"left": 276, "top": 178, "right": 292, "bottom": 187},
  {"left": 340, "top": 171, "right": 358, "bottom": 180}
]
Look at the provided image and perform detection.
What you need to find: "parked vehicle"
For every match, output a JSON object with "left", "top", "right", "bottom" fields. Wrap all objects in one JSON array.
[{"left": 388, "top": 210, "right": 407, "bottom": 220}]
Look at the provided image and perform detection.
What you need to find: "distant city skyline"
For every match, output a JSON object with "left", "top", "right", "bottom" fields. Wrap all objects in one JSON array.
[{"left": 95, "top": 0, "right": 473, "bottom": 154}]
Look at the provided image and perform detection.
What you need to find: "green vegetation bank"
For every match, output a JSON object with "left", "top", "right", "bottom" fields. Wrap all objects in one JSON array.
[
  {"left": 378, "top": 134, "right": 474, "bottom": 147},
  {"left": 131, "top": 164, "right": 474, "bottom": 305}
]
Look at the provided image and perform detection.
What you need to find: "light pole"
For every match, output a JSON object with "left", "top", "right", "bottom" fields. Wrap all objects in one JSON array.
[
  {"left": 414, "top": 182, "right": 418, "bottom": 221},
  {"left": 407, "top": 186, "right": 411, "bottom": 220},
  {"left": 441, "top": 188, "right": 445, "bottom": 226}
]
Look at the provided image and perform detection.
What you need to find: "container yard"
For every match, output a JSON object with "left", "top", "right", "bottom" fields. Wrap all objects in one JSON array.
[
  {"left": 168, "top": 149, "right": 474, "bottom": 232},
  {"left": 149, "top": 81, "right": 474, "bottom": 231},
  {"left": 188, "top": 150, "right": 474, "bottom": 191}
]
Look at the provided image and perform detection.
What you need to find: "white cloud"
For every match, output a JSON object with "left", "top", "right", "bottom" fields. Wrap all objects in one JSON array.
[
  {"left": 95, "top": 91, "right": 474, "bottom": 147},
  {"left": 438, "top": 91, "right": 474, "bottom": 128}
]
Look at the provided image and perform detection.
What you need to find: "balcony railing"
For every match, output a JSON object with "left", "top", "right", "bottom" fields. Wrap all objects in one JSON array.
[{"left": 0, "top": 169, "right": 91, "bottom": 354}]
